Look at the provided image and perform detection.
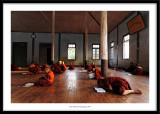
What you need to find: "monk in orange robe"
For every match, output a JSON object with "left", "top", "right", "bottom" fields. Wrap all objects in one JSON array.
[
  {"left": 132, "top": 64, "right": 143, "bottom": 75},
  {"left": 36, "top": 67, "right": 54, "bottom": 87},
  {"left": 28, "top": 63, "right": 40, "bottom": 74},
  {"left": 51, "top": 63, "right": 62, "bottom": 74},
  {"left": 97, "top": 77, "right": 142, "bottom": 95},
  {"left": 68, "top": 62, "right": 74, "bottom": 70},
  {"left": 61, "top": 61, "right": 66, "bottom": 71}
]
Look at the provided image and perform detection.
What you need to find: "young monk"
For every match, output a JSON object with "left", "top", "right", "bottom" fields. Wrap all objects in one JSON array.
[
  {"left": 61, "top": 61, "right": 66, "bottom": 71},
  {"left": 97, "top": 77, "right": 142, "bottom": 95},
  {"left": 85, "top": 64, "right": 92, "bottom": 71},
  {"left": 132, "top": 64, "right": 143, "bottom": 75},
  {"left": 51, "top": 63, "right": 62, "bottom": 74},
  {"left": 41, "top": 62, "right": 49, "bottom": 71},
  {"left": 28, "top": 63, "right": 40, "bottom": 74},
  {"left": 91, "top": 62, "right": 97, "bottom": 70},
  {"left": 36, "top": 67, "right": 54, "bottom": 87},
  {"left": 68, "top": 62, "right": 74, "bottom": 70}
]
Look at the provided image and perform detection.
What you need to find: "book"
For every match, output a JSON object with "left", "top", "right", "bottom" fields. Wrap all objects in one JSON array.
[
  {"left": 89, "top": 73, "right": 95, "bottom": 79},
  {"left": 94, "top": 87, "right": 106, "bottom": 93}
]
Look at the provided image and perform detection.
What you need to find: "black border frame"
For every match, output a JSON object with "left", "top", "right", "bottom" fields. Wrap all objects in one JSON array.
[{"left": 1, "top": 0, "right": 159, "bottom": 113}]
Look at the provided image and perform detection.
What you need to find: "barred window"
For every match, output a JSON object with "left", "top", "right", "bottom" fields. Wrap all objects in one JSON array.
[{"left": 92, "top": 44, "right": 100, "bottom": 60}]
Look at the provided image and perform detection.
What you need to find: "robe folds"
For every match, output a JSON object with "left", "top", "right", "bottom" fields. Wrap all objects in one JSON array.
[
  {"left": 51, "top": 64, "right": 62, "bottom": 74},
  {"left": 103, "top": 77, "right": 132, "bottom": 95},
  {"left": 68, "top": 65, "right": 74, "bottom": 70},
  {"left": 61, "top": 64, "right": 66, "bottom": 71},
  {"left": 29, "top": 65, "right": 40, "bottom": 74},
  {"left": 95, "top": 68, "right": 101, "bottom": 79},
  {"left": 37, "top": 71, "right": 54, "bottom": 86}
]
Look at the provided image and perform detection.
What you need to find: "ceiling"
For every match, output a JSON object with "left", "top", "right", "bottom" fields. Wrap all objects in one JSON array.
[{"left": 11, "top": 11, "right": 134, "bottom": 34}]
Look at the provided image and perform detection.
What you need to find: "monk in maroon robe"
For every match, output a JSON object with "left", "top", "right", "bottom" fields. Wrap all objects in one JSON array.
[
  {"left": 41, "top": 62, "right": 49, "bottom": 71},
  {"left": 28, "top": 63, "right": 40, "bottom": 74},
  {"left": 36, "top": 68, "right": 54, "bottom": 87},
  {"left": 68, "top": 62, "right": 74, "bottom": 70},
  {"left": 132, "top": 64, "right": 143, "bottom": 75},
  {"left": 94, "top": 68, "right": 101, "bottom": 80},
  {"left": 51, "top": 63, "right": 62, "bottom": 74},
  {"left": 97, "top": 77, "right": 142, "bottom": 95},
  {"left": 61, "top": 61, "right": 66, "bottom": 71},
  {"left": 85, "top": 64, "right": 92, "bottom": 71},
  {"left": 91, "top": 62, "right": 97, "bottom": 70}
]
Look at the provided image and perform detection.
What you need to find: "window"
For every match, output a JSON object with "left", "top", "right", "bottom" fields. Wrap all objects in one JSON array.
[
  {"left": 110, "top": 42, "right": 114, "bottom": 59},
  {"left": 92, "top": 44, "right": 100, "bottom": 60},
  {"left": 68, "top": 44, "right": 76, "bottom": 60},
  {"left": 123, "top": 34, "right": 130, "bottom": 59}
]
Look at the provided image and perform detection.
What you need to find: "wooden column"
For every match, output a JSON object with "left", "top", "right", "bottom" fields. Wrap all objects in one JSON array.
[
  {"left": 84, "top": 12, "right": 88, "bottom": 65},
  {"left": 100, "top": 11, "right": 108, "bottom": 77},
  {"left": 51, "top": 11, "right": 55, "bottom": 64}
]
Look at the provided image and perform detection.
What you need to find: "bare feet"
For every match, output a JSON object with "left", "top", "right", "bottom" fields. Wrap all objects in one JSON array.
[{"left": 134, "top": 90, "right": 142, "bottom": 94}]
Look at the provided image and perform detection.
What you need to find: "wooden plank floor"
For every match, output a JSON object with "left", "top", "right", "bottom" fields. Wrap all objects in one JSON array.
[{"left": 11, "top": 67, "right": 149, "bottom": 103}]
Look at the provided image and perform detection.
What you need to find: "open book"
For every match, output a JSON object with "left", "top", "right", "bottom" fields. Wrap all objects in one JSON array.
[{"left": 94, "top": 87, "right": 106, "bottom": 93}]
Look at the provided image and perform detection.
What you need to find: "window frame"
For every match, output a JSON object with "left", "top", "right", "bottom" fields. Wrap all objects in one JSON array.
[
  {"left": 92, "top": 43, "right": 100, "bottom": 60},
  {"left": 122, "top": 34, "right": 130, "bottom": 60},
  {"left": 67, "top": 43, "right": 76, "bottom": 60}
]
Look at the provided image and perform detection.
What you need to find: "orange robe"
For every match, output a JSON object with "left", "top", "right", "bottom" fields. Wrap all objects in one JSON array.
[
  {"left": 51, "top": 64, "right": 62, "bottom": 74},
  {"left": 103, "top": 77, "right": 132, "bottom": 95},
  {"left": 95, "top": 68, "right": 101, "bottom": 79},
  {"left": 37, "top": 71, "right": 54, "bottom": 86},
  {"left": 61, "top": 64, "right": 66, "bottom": 71},
  {"left": 41, "top": 64, "right": 49, "bottom": 71},
  {"left": 68, "top": 65, "right": 74, "bottom": 70}
]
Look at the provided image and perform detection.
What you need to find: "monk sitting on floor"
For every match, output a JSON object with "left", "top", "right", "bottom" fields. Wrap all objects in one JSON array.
[
  {"left": 97, "top": 77, "right": 142, "bottom": 95},
  {"left": 85, "top": 64, "right": 92, "bottom": 71},
  {"left": 11, "top": 64, "right": 21, "bottom": 71},
  {"left": 94, "top": 68, "right": 102, "bottom": 80},
  {"left": 36, "top": 67, "right": 54, "bottom": 87},
  {"left": 68, "top": 62, "right": 74, "bottom": 70},
  {"left": 61, "top": 61, "right": 66, "bottom": 71},
  {"left": 91, "top": 62, "right": 97, "bottom": 70},
  {"left": 41, "top": 62, "right": 49, "bottom": 71},
  {"left": 51, "top": 63, "right": 62, "bottom": 74},
  {"left": 132, "top": 64, "right": 143, "bottom": 75},
  {"left": 28, "top": 63, "right": 40, "bottom": 74}
]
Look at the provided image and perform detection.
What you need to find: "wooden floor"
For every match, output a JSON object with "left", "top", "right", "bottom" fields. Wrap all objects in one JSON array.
[{"left": 11, "top": 67, "right": 149, "bottom": 103}]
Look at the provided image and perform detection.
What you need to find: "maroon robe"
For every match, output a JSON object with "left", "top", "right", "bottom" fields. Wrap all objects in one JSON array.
[
  {"left": 68, "top": 65, "right": 74, "bottom": 70},
  {"left": 103, "top": 77, "right": 132, "bottom": 95}
]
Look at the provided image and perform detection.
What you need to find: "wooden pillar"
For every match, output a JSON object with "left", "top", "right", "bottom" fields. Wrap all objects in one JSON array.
[
  {"left": 100, "top": 11, "right": 108, "bottom": 77},
  {"left": 51, "top": 11, "right": 55, "bottom": 64},
  {"left": 84, "top": 12, "right": 88, "bottom": 65}
]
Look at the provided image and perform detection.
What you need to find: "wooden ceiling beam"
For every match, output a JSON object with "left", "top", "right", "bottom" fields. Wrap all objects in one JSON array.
[{"left": 88, "top": 11, "right": 100, "bottom": 26}]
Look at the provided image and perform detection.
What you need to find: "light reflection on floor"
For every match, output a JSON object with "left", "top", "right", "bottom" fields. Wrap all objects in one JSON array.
[{"left": 66, "top": 70, "right": 77, "bottom": 92}]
